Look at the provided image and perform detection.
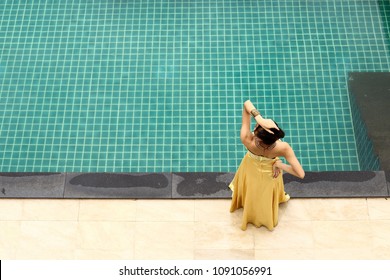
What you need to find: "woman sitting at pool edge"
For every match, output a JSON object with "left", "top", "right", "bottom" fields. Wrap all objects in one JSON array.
[{"left": 229, "top": 100, "right": 305, "bottom": 231}]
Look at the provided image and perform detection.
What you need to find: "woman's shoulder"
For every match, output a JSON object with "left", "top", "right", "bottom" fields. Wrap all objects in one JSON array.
[
  {"left": 241, "top": 132, "right": 254, "bottom": 145},
  {"left": 275, "top": 140, "right": 292, "bottom": 154}
]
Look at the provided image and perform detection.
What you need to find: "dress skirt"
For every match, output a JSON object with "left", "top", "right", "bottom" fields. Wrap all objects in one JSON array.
[{"left": 229, "top": 151, "right": 289, "bottom": 231}]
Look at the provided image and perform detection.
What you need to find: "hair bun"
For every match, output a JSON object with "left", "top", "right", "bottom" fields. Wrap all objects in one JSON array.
[{"left": 256, "top": 126, "right": 285, "bottom": 145}]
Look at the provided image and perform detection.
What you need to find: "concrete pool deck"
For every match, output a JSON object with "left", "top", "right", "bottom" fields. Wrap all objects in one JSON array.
[{"left": 1, "top": 197, "right": 390, "bottom": 260}]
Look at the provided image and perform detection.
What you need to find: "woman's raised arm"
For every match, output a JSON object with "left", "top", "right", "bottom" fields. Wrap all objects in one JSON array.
[{"left": 243, "top": 100, "right": 279, "bottom": 134}]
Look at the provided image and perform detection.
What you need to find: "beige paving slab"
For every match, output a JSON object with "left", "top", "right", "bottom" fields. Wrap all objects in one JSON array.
[
  {"left": 134, "top": 222, "right": 194, "bottom": 259},
  {"left": 77, "top": 221, "right": 135, "bottom": 251},
  {"left": 282, "top": 198, "right": 369, "bottom": 221},
  {"left": 21, "top": 199, "right": 80, "bottom": 221},
  {"left": 372, "top": 247, "right": 390, "bottom": 259},
  {"left": 314, "top": 248, "right": 375, "bottom": 260},
  {"left": 278, "top": 199, "right": 312, "bottom": 222},
  {"left": 312, "top": 220, "right": 372, "bottom": 250},
  {"left": 195, "top": 249, "right": 255, "bottom": 260},
  {"left": 316, "top": 198, "right": 369, "bottom": 220},
  {"left": 0, "top": 199, "right": 23, "bottom": 220},
  {"left": 74, "top": 249, "right": 134, "bottom": 260},
  {"left": 195, "top": 221, "right": 255, "bottom": 250},
  {"left": 367, "top": 198, "right": 390, "bottom": 220},
  {"left": 0, "top": 247, "right": 17, "bottom": 259},
  {"left": 0, "top": 221, "right": 21, "bottom": 250},
  {"left": 195, "top": 199, "right": 241, "bottom": 224},
  {"left": 255, "top": 248, "right": 316, "bottom": 260},
  {"left": 254, "top": 221, "right": 315, "bottom": 250},
  {"left": 16, "top": 221, "right": 78, "bottom": 259},
  {"left": 370, "top": 220, "right": 390, "bottom": 249},
  {"left": 136, "top": 199, "right": 195, "bottom": 222},
  {"left": 79, "top": 199, "right": 136, "bottom": 221}
]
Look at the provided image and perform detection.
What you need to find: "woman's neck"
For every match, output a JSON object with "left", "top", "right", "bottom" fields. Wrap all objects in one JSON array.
[{"left": 255, "top": 137, "right": 276, "bottom": 150}]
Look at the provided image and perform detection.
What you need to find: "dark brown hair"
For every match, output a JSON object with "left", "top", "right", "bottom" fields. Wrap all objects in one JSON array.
[{"left": 254, "top": 121, "right": 285, "bottom": 145}]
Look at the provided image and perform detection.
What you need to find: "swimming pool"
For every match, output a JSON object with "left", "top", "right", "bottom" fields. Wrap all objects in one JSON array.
[{"left": 1, "top": 0, "right": 389, "bottom": 172}]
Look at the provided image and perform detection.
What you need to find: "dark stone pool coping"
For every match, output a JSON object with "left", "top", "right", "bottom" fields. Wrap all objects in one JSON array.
[
  {"left": 0, "top": 171, "right": 388, "bottom": 199},
  {"left": 348, "top": 72, "right": 390, "bottom": 171}
]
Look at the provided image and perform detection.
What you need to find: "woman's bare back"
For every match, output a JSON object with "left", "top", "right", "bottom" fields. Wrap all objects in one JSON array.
[{"left": 245, "top": 135, "right": 287, "bottom": 159}]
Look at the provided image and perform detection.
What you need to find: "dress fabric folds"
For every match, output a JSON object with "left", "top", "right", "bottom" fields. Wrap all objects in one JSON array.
[{"left": 229, "top": 151, "right": 289, "bottom": 231}]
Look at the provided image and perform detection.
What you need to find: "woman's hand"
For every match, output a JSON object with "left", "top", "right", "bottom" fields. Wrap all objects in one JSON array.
[
  {"left": 272, "top": 160, "right": 282, "bottom": 178},
  {"left": 257, "top": 118, "right": 279, "bottom": 134}
]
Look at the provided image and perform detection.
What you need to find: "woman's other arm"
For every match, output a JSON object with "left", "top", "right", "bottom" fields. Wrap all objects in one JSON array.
[{"left": 274, "top": 144, "right": 305, "bottom": 179}]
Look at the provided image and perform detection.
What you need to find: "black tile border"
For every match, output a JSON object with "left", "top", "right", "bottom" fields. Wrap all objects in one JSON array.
[
  {"left": 0, "top": 171, "right": 388, "bottom": 199},
  {"left": 0, "top": 172, "right": 66, "bottom": 198},
  {"left": 283, "top": 171, "right": 388, "bottom": 198}
]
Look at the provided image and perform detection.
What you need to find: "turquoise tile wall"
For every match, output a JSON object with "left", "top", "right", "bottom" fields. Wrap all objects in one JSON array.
[{"left": 0, "top": 0, "right": 389, "bottom": 172}]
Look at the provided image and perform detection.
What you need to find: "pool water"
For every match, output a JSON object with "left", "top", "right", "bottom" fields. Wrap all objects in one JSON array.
[{"left": 1, "top": 0, "right": 389, "bottom": 172}]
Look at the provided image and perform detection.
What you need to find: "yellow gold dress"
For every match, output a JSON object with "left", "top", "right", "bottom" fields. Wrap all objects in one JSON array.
[{"left": 229, "top": 150, "right": 289, "bottom": 231}]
